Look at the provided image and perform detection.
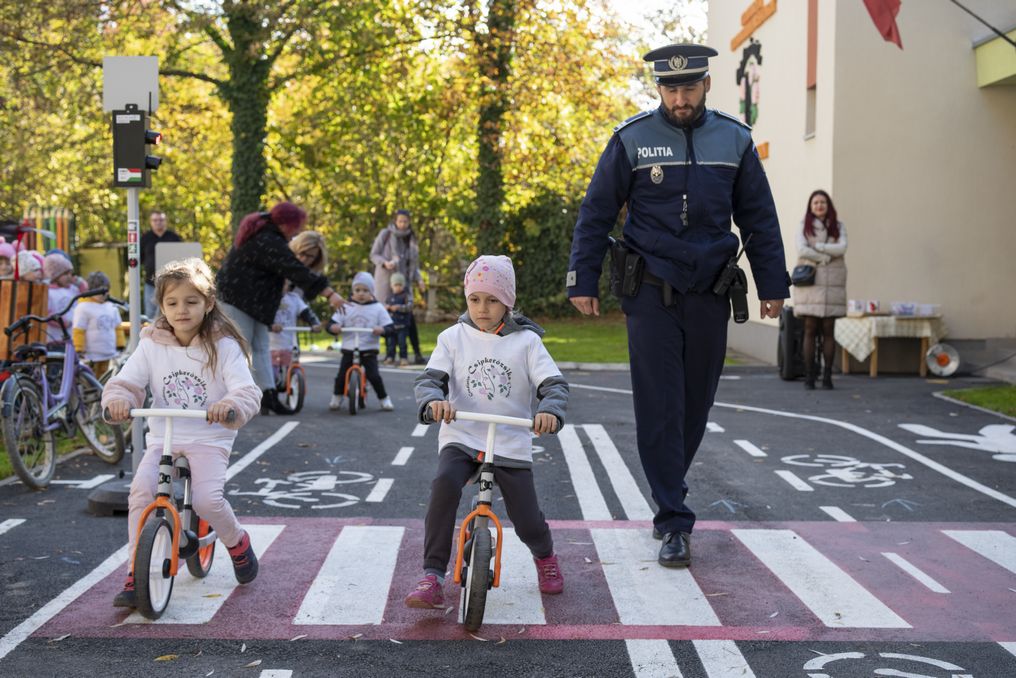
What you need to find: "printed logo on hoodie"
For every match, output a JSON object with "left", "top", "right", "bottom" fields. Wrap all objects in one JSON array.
[
  {"left": 466, "top": 358, "right": 512, "bottom": 401},
  {"left": 163, "top": 370, "right": 208, "bottom": 409}
]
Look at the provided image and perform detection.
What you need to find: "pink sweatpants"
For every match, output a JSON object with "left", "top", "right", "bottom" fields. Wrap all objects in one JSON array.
[{"left": 127, "top": 442, "right": 244, "bottom": 562}]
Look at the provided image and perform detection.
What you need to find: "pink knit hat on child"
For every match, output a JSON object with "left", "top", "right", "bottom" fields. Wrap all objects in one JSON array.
[
  {"left": 0, "top": 237, "right": 15, "bottom": 261},
  {"left": 463, "top": 255, "right": 516, "bottom": 309},
  {"left": 44, "top": 252, "right": 73, "bottom": 281}
]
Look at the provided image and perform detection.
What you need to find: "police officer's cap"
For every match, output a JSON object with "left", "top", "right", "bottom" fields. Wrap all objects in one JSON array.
[{"left": 643, "top": 43, "right": 718, "bottom": 86}]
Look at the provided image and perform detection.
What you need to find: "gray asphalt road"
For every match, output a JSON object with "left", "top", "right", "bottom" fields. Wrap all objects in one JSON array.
[{"left": 1, "top": 354, "right": 1013, "bottom": 678}]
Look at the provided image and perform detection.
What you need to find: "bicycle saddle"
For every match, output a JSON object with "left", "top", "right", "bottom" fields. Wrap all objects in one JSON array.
[{"left": 13, "top": 343, "right": 48, "bottom": 361}]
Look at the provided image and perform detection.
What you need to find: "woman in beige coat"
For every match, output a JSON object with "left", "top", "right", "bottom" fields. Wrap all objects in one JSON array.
[{"left": 792, "top": 190, "right": 847, "bottom": 390}]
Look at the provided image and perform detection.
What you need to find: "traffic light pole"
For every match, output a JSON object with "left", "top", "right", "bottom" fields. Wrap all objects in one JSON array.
[{"left": 125, "top": 187, "right": 144, "bottom": 472}]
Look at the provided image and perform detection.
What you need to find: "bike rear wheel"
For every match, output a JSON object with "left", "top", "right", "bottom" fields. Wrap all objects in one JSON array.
[
  {"left": 73, "top": 371, "right": 125, "bottom": 464},
  {"left": 185, "top": 512, "right": 216, "bottom": 578},
  {"left": 347, "top": 370, "right": 360, "bottom": 415},
  {"left": 460, "top": 524, "right": 492, "bottom": 632},
  {"left": 1, "top": 377, "right": 57, "bottom": 490},
  {"left": 135, "top": 516, "right": 176, "bottom": 620},
  {"left": 285, "top": 367, "right": 306, "bottom": 414}
]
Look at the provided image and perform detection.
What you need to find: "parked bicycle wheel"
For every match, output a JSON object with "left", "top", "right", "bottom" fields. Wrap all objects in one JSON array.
[
  {"left": 73, "top": 371, "right": 125, "bottom": 464},
  {"left": 185, "top": 512, "right": 216, "bottom": 578},
  {"left": 284, "top": 368, "right": 306, "bottom": 414},
  {"left": 135, "top": 516, "right": 176, "bottom": 620},
  {"left": 0, "top": 377, "right": 57, "bottom": 490},
  {"left": 460, "top": 523, "right": 492, "bottom": 632},
  {"left": 347, "top": 370, "right": 361, "bottom": 415}
]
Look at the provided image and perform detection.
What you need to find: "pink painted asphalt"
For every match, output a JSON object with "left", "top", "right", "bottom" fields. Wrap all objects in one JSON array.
[{"left": 39, "top": 518, "right": 1015, "bottom": 643}]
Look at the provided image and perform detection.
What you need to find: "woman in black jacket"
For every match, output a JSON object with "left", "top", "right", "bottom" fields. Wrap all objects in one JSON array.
[{"left": 217, "top": 202, "right": 344, "bottom": 413}]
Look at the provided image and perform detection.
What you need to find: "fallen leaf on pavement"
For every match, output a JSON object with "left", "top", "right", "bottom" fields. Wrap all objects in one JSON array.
[
  {"left": 389, "top": 639, "right": 403, "bottom": 645},
  {"left": 154, "top": 654, "right": 178, "bottom": 662},
  {"left": 48, "top": 634, "right": 70, "bottom": 643},
  {"left": 469, "top": 633, "right": 487, "bottom": 642},
  {"left": 290, "top": 634, "right": 307, "bottom": 641},
  {"left": 243, "top": 660, "right": 262, "bottom": 668}
]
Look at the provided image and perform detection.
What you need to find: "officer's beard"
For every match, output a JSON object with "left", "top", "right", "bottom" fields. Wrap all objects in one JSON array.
[{"left": 665, "top": 93, "right": 707, "bottom": 127}]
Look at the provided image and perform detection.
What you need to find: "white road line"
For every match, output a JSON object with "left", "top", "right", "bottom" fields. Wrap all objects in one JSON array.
[
  {"left": 706, "top": 422, "right": 724, "bottom": 433},
  {"left": 391, "top": 447, "right": 414, "bottom": 466},
  {"left": 294, "top": 526, "right": 403, "bottom": 625},
  {"left": 0, "top": 519, "right": 26, "bottom": 536},
  {"left": 1000, "top": 642, "right": 1016, "bottom": 661},
  {"left": 626, "top": 639, "right": 684, "bottom": 678},
  {"left": 481, "top": 528, "right": 547, "bottom": 625},
  {"left": 124, "top": 524, "right": 285, "bottom": 625},
  {"left": 819, "top": 506, "right": 856, "bottom": 522},
  {"left": 692, "top": 639, "right": 757, "bottom": 678},
  {"left": 412, "top": 424, "right": 428, "bottom": 437},
  {"left": 774, "top": 470, "right": 813, "bottom": 492},
  {"left": 365, "top": 478, "right": 394, "bottom": 503},
  {"left": 733, "top": 529, "right": 910, "bottom": 628},
  {"left": 0, "top": 545, "right": 129, "bottom": 660},
  {"left": 569, "top": 383, "right": 1016, "bottom": 509},
  {"left": 733, "top": 440, "right": 767, "bottom": 458},
  {"left": 259, "top": 671, "right": 293, "bottom": 678},
  {"left": 592, "top": 528, "right": 720, "bottom": 626},
  {"left": 0, "top": 427, "right": 298, "bottom": 660},
  {"left": 582, "top": 424, "right": 653, "bottom": 520},
  {"left": 942, "top": 530, "right": 1016, "bottom": 575},
  {"left": 557, "top": 425, "right": 612, "bottom": 520},
  {"left": 49, "top": 474, "right": 116, "bottom": 489},
  {"left": 226, "top": 421, "right": 300, "bottom": 481},
  {"left": 881, "top": 552, "right": 950, "bottom": 593}
]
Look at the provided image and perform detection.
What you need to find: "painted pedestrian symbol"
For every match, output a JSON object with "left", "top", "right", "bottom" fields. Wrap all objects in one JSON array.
[
  {"left": 229, "top": 470, "right": 374, "bottom": 509},
  {"left": 781, "top": 454, "right": 913, "bottom": 488},
  {"left": 900, "top": 423, "right": 1016, "bottom": 462},
  {"left": 803, "top": 650, "right": 972, "bottom": 677}
]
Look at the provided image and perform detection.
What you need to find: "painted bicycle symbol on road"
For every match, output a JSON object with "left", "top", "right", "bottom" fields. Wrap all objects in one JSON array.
[
  {"left": 229, "top": 470, "right": 374, "bottom": 509},
  {"left": 781, "top": 454, "right": 913, "bottom": 488}
]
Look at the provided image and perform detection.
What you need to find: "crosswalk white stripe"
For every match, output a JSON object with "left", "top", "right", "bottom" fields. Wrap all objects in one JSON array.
[
  {"left": 480, "top": 528, "right": 547, "bottom": 625},
  {"left": 391, "top": 447, "right": 414, "bottom": 466},
  {"left": 1000, "top": 642, "right": 1016, "bottom": 660},
  {"left": 942, "top": 530, "right": 1016, "bottom": 574},
  {"left": 0, "top": 519, "right": 26, "bottom": 536},
  {"left": 706, "top": 422, "right": 724, "bottom": 433},
  {"left": 259, "top": 670, "right": 293, "bottom": 678},
  {"left": 125, "top": 524, "right": 285, "bottom": 625},
  {"left": 774, "top": 470, "right": 813, "bottom": 492},
  {"left": 733, "top": 440, "right": 767, "bottom": 457},
  {"left": 819, "top": 506, "right": 856, "bottom": 522},
  {"left": 582, "top": 425, "right": 653, "bottom": 520},
  {"left": 557, "top": 425, "right": 612, "bottom": 520},
  {"left": 881, "top": 552, "right": 950, "bottom": 593},
  {"left": 295, "top": 526, "right": 403, "bottom": 625},
  {"left": 626, "top": 639, "right": 684, "bottom": 678},
  {"left": 592, "top": 529, "right": 720, "bottom": 626},
  {"left": 693, "top": 640, "right": 757, "bottom": 678},
  {"left": 412, "top": 424, "right": 428, "bottom": 437},
  {"left": 365, "top": 478, "right": 394, "bottom": 503},
  {"left": 732, "top": 529, "right": 910, "bottom": 628}
]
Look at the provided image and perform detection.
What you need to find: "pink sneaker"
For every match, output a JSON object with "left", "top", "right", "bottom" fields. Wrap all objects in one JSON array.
[
  {"left": 404, "top": 574, "right": 444, "bottom": 609},
  {"left": 535, "top": 554, "right": 564, "bottom": 594}
]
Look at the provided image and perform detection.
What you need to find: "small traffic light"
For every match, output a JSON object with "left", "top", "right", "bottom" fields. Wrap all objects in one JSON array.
[{"left": 112, "top": 104, "right": 162, "bottom": 188}]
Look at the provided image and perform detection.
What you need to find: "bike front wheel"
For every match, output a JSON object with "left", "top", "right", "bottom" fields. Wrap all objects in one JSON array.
[
  {"left": 347, "top": 370, "right": 360, "bottom": 415},
  {"left": 460, "top": 525, "right": 493, "bottom": 632},
  {"left": 1, "top": 377, "right": 57, "bottom": 490},
  {"left": 285, "top": 367, "right": 306, "bottom": 414},
  {"left": 185, "top": 512, "right": 216, "bottom": 578},
  {"left": 135, "top": 516, "right": 176, "bottom": 620},
  {"left": 74, "top": 371, "right": 125, "bottom": 464}
]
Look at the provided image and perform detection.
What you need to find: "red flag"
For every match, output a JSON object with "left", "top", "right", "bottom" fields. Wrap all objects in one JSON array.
[{"left": 863, "top": 0, "right": 903, "bottom": 49}]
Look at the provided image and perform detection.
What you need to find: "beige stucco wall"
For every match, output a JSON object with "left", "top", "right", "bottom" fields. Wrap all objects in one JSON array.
[{"left": 708, "top": 0, "right": 1016, "bottom": 345}]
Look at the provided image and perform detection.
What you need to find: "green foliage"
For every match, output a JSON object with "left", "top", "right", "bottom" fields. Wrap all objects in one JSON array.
[{"left": 946, "top": 385, "right": 1016, "bottom": 418}]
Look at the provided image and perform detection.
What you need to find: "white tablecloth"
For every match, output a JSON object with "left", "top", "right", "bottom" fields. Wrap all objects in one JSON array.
[{"left": 834, "top": 316, "right": 947, "bottom": 362}]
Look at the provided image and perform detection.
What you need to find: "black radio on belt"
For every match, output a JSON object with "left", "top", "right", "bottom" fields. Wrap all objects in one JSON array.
[
  {"left": 712, "top": 234, "right": 752, "bottom": 324},
  {"left": 608, "top": 236, "right": 645, "bottom": 299}
]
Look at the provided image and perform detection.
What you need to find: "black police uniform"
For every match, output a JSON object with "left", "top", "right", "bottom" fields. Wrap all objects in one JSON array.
[{"left": 566, "top": 44, "right": 789, "bottom": 552}]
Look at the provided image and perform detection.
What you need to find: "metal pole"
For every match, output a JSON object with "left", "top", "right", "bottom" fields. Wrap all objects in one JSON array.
[{"left": 126, "top": 187, "right": 145, "bottom": 472}]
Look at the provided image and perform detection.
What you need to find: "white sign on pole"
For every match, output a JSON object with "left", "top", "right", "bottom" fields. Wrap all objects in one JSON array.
[
  {"left": 102, "top": 56, "right": 159, "bottom": 112},
  {"left": 156, "top": 242, "right": 204, "bottom": 273}
]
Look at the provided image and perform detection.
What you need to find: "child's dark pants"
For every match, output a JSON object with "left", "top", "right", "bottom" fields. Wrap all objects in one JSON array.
[{"left": 334, "top": 349, "right": 387, "bottom": 399}]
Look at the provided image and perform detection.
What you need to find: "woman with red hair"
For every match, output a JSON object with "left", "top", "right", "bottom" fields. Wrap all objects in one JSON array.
[
  {"left": 791, "top": 190, "right": 848, "bottom": 390},
  {"left": 217, "top": 202, "right": 344, "bottom": 413}
]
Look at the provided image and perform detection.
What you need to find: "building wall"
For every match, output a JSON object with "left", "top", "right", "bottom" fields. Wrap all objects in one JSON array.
[{"left": 707, "top": 0, "right": 1016, "bottom": 365}]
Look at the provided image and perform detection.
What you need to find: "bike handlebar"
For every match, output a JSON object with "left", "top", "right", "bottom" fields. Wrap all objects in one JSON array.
[
  {"left": 453, "top": 410, "right": 534, "bottom": 429},
  {"left": 103, "top": 407, "right": 236, "bottom": 423},
  {"left": 281, "top": 327, "right": 313, "bottom": 332},
  {"left": 4, "top": 287, "right": 109, "bottom": 337},
  {"left": 339, "top": 327, "right": 374, "bottom": 332}
]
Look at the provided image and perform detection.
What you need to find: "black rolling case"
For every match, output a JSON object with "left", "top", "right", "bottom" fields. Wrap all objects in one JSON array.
[{"left": 777, "top": 305, "right": 806, "bottom": 380}]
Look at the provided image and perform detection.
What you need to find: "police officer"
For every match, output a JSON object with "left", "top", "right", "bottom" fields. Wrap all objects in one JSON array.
[{"left": 567, "top": 44, "right": 789, "bottom": 568}]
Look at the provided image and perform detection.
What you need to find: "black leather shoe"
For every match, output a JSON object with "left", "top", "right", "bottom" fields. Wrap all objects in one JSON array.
[
  {"left": 658, "top": 531, "right": 691, "bottom": 568},
  {"left": 652, "top": 527, "right": 662, "bottom": 540}
]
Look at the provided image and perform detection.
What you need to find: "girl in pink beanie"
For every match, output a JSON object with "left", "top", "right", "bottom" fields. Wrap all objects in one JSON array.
[
  {"left": 405, "top": 255, "right": 570, "bottom": 609},
  {"left": 0, "top": 237, "right": 15, "bottom": 278}
]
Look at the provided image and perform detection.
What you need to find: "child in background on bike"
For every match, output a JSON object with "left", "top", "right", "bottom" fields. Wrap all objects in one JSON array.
[
  {"left": 270, "top": 279, "right": 322, "bottom": 380},
  {"left": 0, "top": 238, "right": 14, "bottom": 278},
  {"left": 102, "top": 258, "right": 263, "bottom": 609},
  {"left": 72, "top": 271, "right": 125, "bottom": 377},
  {"left": 406, "top": 255, "right": 569, "bottom": 609},
  {"left": 44, "top": 252, "right": 79, "bottom": 343},
  {"left": 327, "top": 271, "right": 395, "bottom": 411},
  {"left": 383, "top": 272, "right": 412, "bottom": 367}
]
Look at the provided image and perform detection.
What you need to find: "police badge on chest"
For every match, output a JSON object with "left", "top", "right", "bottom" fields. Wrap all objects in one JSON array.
[{"left": 650, "top": 165, "right": 663, "bottom": 184}]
